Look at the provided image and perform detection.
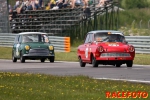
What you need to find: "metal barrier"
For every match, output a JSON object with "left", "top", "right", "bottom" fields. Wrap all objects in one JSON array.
[
  {"left": 0, "top": 33, "right": 70, "bottom": 52},
  {"left": 125, "top": 36, "right": 150, "bottom": 54},
  {"left": 0, "top": 34, "right": 150, "bottom": 53},
  {"left": 48, "top": 36, "right": 70, "bottom": 52}
]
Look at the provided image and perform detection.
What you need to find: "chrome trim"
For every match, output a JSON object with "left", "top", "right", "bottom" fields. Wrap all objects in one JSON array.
[{"left": 101, "top": 53, "right": 131, "bottom": 57}]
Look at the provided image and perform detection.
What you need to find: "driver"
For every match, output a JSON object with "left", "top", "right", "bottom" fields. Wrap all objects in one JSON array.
[{"left": 108, "top": 35, "right": 120, "bottom": 42}]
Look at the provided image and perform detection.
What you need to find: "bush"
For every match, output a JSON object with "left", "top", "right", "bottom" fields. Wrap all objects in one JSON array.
[
  {"left": 119, "top": 8, "right": 150, "bottom": 29},
  {"left": 120, "top": 0, "right": 149, "bottom": 9}
]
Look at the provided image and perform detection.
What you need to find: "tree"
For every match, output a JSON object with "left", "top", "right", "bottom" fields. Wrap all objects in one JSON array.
[{"left": 120, "top": 0, "right": 149, "bottom": 9}]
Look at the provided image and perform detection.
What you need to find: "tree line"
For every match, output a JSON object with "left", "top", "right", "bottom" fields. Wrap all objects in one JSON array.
[{"left": 118, "top": 0, "right": 150, "bottom": 9}]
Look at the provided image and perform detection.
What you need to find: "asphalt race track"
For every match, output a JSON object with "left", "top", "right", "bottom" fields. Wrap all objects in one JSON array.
[{"left": 0, "top": 59, "right": 150, "bottom": 84}]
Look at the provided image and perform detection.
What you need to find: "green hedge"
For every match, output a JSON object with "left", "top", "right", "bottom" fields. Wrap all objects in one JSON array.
[{"left": 119, "top": 0, "right": 149, "bottom": 9}]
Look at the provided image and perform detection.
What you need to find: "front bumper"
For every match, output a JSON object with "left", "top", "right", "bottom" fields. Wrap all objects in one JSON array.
[
  {"left": 23, "top": 48, "right": 54, "bottom": 59},
  {"left": 96, "top": 52, "right": 134, "bottom": 61},
  {"left": 96, "top": 57, "right": 133, "bottom": 60},
  {"left": 95, "top": 53, "right": 134, "bottom": 65},
  {"left": 23, "top": 53, "right": 54, "bottom": 59}
]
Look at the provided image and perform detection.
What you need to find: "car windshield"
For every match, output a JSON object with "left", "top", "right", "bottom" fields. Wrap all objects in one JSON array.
[
  {"left": 22, "top": 34, "right": 49, "bottom": 43},
  {"left": 94, "top": 32, "right": 125, "bottom": 42}
]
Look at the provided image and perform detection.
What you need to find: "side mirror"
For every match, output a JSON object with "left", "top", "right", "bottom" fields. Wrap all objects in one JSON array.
[
  {"left": 88, "top": 41, "right": 92, "bottom": 44},
  {"left": 125, "top": 41, "right": 128, "bottom": 44}
]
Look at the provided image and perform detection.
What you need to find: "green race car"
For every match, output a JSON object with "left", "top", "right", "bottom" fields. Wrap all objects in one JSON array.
[{"left": 12, "top": 32, "right": 55, "bottom": 63}]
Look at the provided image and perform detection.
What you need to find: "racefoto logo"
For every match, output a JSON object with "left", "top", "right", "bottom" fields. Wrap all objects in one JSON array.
[{"left": 106, "top": 91, "right": 148, "bottom": 99}]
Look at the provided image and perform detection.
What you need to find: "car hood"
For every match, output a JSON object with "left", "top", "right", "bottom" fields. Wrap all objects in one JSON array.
[
  {"left": 98, "top": 42, "right": 129, "bottom": 52},
  {"left": 23, "top": 42, "right": 50, "bottom": 49}
]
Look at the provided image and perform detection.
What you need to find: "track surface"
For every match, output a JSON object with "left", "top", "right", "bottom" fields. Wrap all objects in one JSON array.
[{"left": 0, "top": 59, "right": 150, "bottom": 83}]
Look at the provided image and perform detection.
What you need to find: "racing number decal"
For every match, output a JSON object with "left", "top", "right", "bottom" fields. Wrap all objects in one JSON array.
[
  {"left": 108, "top": 43, "right": 119, "bottom": 46},
  {"left": 16, "top": 44, "right": 20, "bottom": 56},
  {"left": 85, "top": 47, "right": 88, "bottom": 58}
]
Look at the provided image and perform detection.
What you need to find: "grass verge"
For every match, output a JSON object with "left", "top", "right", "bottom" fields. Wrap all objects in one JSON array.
[
  {"left": 0, "top": 47, "right": 150, "bottom": 65},
  {"left": 0, "top": 72, "right": 150, "bottom": 100}
]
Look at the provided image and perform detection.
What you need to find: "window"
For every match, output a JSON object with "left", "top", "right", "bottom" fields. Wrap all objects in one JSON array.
[
  {"left": 94, "top": 32, "right": 125, "bottom": 42},
  {"left": 14, "top": 35, "right": 19, "bottom": 43},
  {"left": 22, "top": 34, "right": 49, "bottom": 43},
  {"left": 84, "top": 33, "right": 93, "bottom": 43},
  {"left": 41, "top": 34, "right": 49, "bottom": 43},
  {"left": 89, "top": 33, "right": 93, "bottom": 42},
  {"left": 18, "top": 35, "right": 22, "bottom": 43},
  {"left": 22, "top": 35, "right": 33, "bottom": 43},
  {"left": 84, "top": 34, "right": 90, "bottom": 43}
]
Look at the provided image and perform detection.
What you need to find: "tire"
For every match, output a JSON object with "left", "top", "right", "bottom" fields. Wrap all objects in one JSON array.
[
  {"left": 126, "top": 60, "right": 133, "bottom": 67},
  {"left": 115, "top": 64, "right": 121, "bottom": 67},
  {"left": 20, "top": 52, "right": 25, "bottom": 63},
  {"left": 49, "top": 56, "right": 55, "bottom": 63},
  {"left": 79, "top": 57, "right": 86, "bottom": 67},
  {"left": 40, "top": 58, "right": 45, "bottom": 62},
  {"left": 92, "top": 56, "right": 98, "bottom": 67},
  {"left": 12, "top": 52, "right": 17, "bottom": 62}
]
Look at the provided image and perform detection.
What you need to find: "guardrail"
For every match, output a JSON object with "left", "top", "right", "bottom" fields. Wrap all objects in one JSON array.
[
  {"left": 125, "top": 36, "right": 150, "bottom": 54},
  {"left": 0, "top": 34, "right": 150, "bottom": 54},
  {"left": 0, "top": 33, "right": 70, "bottom": 52}
]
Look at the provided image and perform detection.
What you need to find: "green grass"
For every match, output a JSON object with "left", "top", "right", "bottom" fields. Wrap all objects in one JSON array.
[
  {"left": 56, "top": 47, "right": 78, "bottom": 62},
  {"left": 134, "top": 54, "right": 150, "bottom": 65},
  {"left": 0, "top": 72, "right": 150, "bottom": 100},
  {"left": 0, "top": 47, "right": 12, "bottom": 59},
  {"left": 0, "top": 47, "right": 150, "bottom": 65}
]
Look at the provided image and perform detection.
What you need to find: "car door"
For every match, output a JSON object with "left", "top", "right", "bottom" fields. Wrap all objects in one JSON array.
[
  {"left": 80, "top": 34, "right": 89, "bottom": 61},
  {"left": 84, "top": 33, "right": 93, "bottom": 62},
  {"left": 87, "top": 33, "right": 93, "bottom": 61}
]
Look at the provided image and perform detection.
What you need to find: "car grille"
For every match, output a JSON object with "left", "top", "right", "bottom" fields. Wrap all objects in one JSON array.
[
  {"left": 29, "top": 48, "right": 49, "bottom": 54},
  {"left": 101, "top": 53, "right": 131, "bottom": 57}
]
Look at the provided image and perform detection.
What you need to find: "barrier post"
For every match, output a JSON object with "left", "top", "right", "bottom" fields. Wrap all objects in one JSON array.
[{"left": 64, "top": 37, "right": 70, "bottom": 52}]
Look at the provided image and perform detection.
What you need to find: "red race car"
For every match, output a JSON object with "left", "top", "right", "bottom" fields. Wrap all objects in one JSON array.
[{"left": 77, "top": 30, "right": 135, "bottom": 67}]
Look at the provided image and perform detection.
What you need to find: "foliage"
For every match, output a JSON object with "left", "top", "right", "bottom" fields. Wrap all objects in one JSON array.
[
  {"left": 119, "top": 27, "right": 150, "bottom": 36},
  {"left": 119, "top": 8, "right": 150, "bottom": 30},
  {"left": 119, "top": 0, "right": 149, "bottom": 9}
]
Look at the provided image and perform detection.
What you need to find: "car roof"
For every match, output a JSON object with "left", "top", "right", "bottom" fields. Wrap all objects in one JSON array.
[
  {"left": 18, "top": 32, "right": 47, "bottom": 35},
  {"left": 88, "top": 30, "right": 124, "bottom": 36}
]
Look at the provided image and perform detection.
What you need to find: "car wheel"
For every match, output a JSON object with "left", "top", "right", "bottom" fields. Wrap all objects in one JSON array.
[
  {"left": 40, "top": 58, "right": 45, "bottom": 62},
  {"left": 12, "top": 52, "right": 17, "bottom": 62},
  {"left": 49, "top": 56, "right": 55, "bottom": 63},
  {"left": 92, "top": 56, "right": 98, "bottom": 67},
  {"left": 126, "top": 60, "right": 133, "bottom": 67},
  {"left": 79, "top": 57, "right": 86, "bottom": 67},
  {"left": 115, "top": 64, "right": 121, "bottom": 67},
  {"left": 20, "top": 52, "right": 25, "bottom": 63}
]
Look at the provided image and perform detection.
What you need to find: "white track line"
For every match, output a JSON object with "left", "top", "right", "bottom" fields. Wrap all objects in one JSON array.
[{"left": 94, "top": 78, "right": 150, "bottom": 84}]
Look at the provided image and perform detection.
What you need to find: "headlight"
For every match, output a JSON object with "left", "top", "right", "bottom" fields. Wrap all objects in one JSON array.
[
  {"left": 49, "top": 46, "right": 53, "bottom": 50},
  {"left": 128, "top": 46, "right": 134, "bottom": 52},
  {"left": 25, "top": 45, "right": 30, "bottom": 50},
  {"left": 97, "top": 46, "right": 104, "bottom": 52}
]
